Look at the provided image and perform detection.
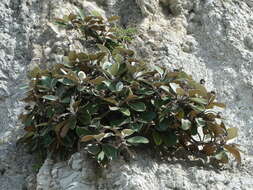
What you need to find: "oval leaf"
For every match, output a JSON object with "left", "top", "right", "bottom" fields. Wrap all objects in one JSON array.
[
  {"left": 169, "top": 83, "right": 181, "bottom": 94},
  {"left": 226, "top": 127, "right": 238, "bottom": 141},
  {"left": 102, "top": 144, "right": 118, "bottom": 160},
  {"left": 127, "top": 136, "right": 149, "bottom": 144},
  {"left": 190, "top": 97, "right": 208, "bottom": 105},
  {"left": 139, "top": 111, "right": 156, "bottom": 123},
  {"left": 78, "top": 71, "right": 87, "bottom": 80},
  {"left": 121, "top": 129, "right": 135, "bottom": 137},
  {"left": 76, "top": 127, "right": 91, "bottom": 137},
  {"left": 120, "top": 108, "right": 131, "bottom": 116},
  {"left": 116, "top": 81, "right": 124, "bottom": 92},
  {"left": 181, "top": 119, "right": 191, "bottom": 130},
  {"left": 129, "top": 102, "right": 146, "bottom": 112},
  {"left": 108, "top": 62, "right": 120, "bottom": 76},
  {"left": 161, "top": 132, "right": 177, "bottom": 146},
  {"left": 152, "top": 131, "right": 162, "bottom": 145},
  {"left": 87, "top": 144, "right": 101, "bottom": 155},
  {"left": 42, "top": 95, "right": 58, "bottom": 101}
]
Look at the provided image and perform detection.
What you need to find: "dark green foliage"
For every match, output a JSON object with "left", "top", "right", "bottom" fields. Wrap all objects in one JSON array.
[{"left": 18, "top": 12, "right": 241, "bottom": 166}]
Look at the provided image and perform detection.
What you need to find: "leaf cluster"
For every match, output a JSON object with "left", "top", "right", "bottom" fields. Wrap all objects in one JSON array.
[
  {"left": 18, "top": 13, "right": 241, "bottom": 166},
  {"left": 54, "top": 12, "right": 136, "bottom": 51}
]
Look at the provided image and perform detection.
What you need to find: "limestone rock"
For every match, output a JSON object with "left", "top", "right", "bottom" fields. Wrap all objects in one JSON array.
[{"left": 1, "top": 0, "right": 253, "bottom": 189}]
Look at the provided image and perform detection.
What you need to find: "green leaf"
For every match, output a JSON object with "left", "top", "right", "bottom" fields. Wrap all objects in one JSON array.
[
  {"left": 120, "top": 108, "right": 131, "bottom": 116},
  {"left": 113, "top": 47, "right": 134, "bottom": 57},
  {"left": 60, "top": 97, "right": 71, "bottom": 103},
  {"left": 109, "top": 106, "right": 120, "bottom": 111},
  {"left": 181, "top": 119, "right": 191, "bottom": 130},
  {"left": 77, "top": 8, "right": 86, "bottom": 20},
  {"left": 54, "top": 18, "right": 67, "bottom": 26},
  {"left": 116, "top": 81, "right": 124, "bottom": 91},
  {"left": 190, "top": 97, "right": 208, "bottom": 105},
  {"left": 91, "top": 10, "right": 102, "bottom": 17},
  {"left": 112, "top": 54, "right": 124, "bottom": 65},
  {"left": 136, "top": 88, "right": 154, "bottom": 95},
  {"left": 139, "top": 111, "right": 156, "bottom": 123},
  {"left": 29, "top": 66, "right": 41, "bottom": 78},
  {"left": 121, "top": 129, "right": 135, "bottom": 137},
  {"left": 77, "top": 52, "right": 89, "bottom": 62},
  {"left": 58, "top": 78, "right": 75, "bottom": 86},
  {"left": 226, "top": 127, "right": 238, "bottom": 141},
  {"left": 110, "top": 117, "right": 131, "bottom": 127},
  {"left": 127, "top": 136, "right": 149, "bottom": 144},
  {"left": 176, "top": 88, "right": 186, "bottom": 96},
  {"left": 89, "top": 76, "right": 106, "bottom": 85},
  {"left": 190, "top": 104, "right": 205, "bottom": 113},
  {"left": 131, "top": 123, "right": 143, "bottom": 132},
  {"left": 102, "top": 144, "right": 118, "bottom": 160},
  {"left": 40, "top": 76, "right": 52, "bottom": 89},
  {"left": 68, "top": 51, "right": 77, "bottom": 62},
  {"left": 97, "top": 151, "right": 105, "bottom": 162},
  {"left": 161, "top": 132, "right": 177, "bottom": 146},
  {"left": 46, "top": 107, "right": 55, "bottom": 118},
  {"left": 84, "top": 104, "right": 99, "bottom": 115},
  {"left": 190, "top": 125, "right": 198, "bottom": 135},
  {"left": 66, "top": 116, "right": 77, "bottom": 130},
  {"left": 188, "top": 81, "right": 208, "bottom": 97},
  {"left": 76, "top": 127, "right": 91, "bottom": 137},
  {"left": 129, "top": 102, "right": 146, "bottom": 112},
  {"left": 19, "top": 84, "right": 29, "bottom": 90},
  {"left": 78, "top": 110, "right": 91, "bottom": 125},
  {"left": 153, "top": 65, "right": 164, "bottom": 77},
  {"left": 78, "top": 71, "right": 87, "bottom": 80},
  {"left": 97, "top": 44, "right": 110, "bottom": 54},
  {"left": 152, "top": 131, "right": 162, "bottom": 145},
  {"left": 103, "top": 80, "right": 112, "bottom": 88},
  {"left": 169, "top": 83, "right": 181, "bottom": 94},
  {"left": 42, "top": 95, "right": 58, "bottom": 101},
  {"left": 160, "top": 85, "right": 171, "bottom": 94},
  {"left": 24, "top": 114, "right": 33, "bottom": 126},
  {"left": 103, "top": 97, "right": 118, "bottom": 105},
  {"left": 156, "top": 119, "right": 170, "bottom": 132},
  {"left": 87, "top": 144, "right": 101, "bottom": 155},
  {"left": 94, "top": 133, "right": 113, "bottom": 142},
  {"left": 195, "top": 118, "right": 206, "bottom": 127},
  {"left": 108, "top": 62, "right": 120, "bottom": 76},
  {"left": 51, "top": 78, "right": 58, "bottom": 89},
  {"left": 212, "top": 102, "right": 226, "bottom": 108},
  {"left": 43, "top": 134, "right": 54, "bottom": 147},
  {"left": 90, "top": 118, "right": 101, "bottom": 128}
]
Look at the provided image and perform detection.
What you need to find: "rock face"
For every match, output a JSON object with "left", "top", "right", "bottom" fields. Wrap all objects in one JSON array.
[{"left": 0, "top": 0, "right": 253, "bottom": 189}]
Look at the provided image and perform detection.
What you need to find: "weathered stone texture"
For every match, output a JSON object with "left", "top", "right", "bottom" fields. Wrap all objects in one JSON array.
[{"left": 0, "top": 0, "right": 253, "bottom": 189}]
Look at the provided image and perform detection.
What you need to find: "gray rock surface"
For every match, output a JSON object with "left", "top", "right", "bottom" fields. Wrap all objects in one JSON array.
[{"left": 1, "top": 0, "right": 253, "bottom": 189}]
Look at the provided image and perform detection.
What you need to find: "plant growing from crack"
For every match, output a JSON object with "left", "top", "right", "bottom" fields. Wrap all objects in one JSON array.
[{"left": 18, "top": 10, "right": 241, "bottom": 166}]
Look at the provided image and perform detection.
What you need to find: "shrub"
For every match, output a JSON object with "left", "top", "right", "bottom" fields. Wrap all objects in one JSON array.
[{"left": 18, "top": 11, "right": 241, "bottom": 166}]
